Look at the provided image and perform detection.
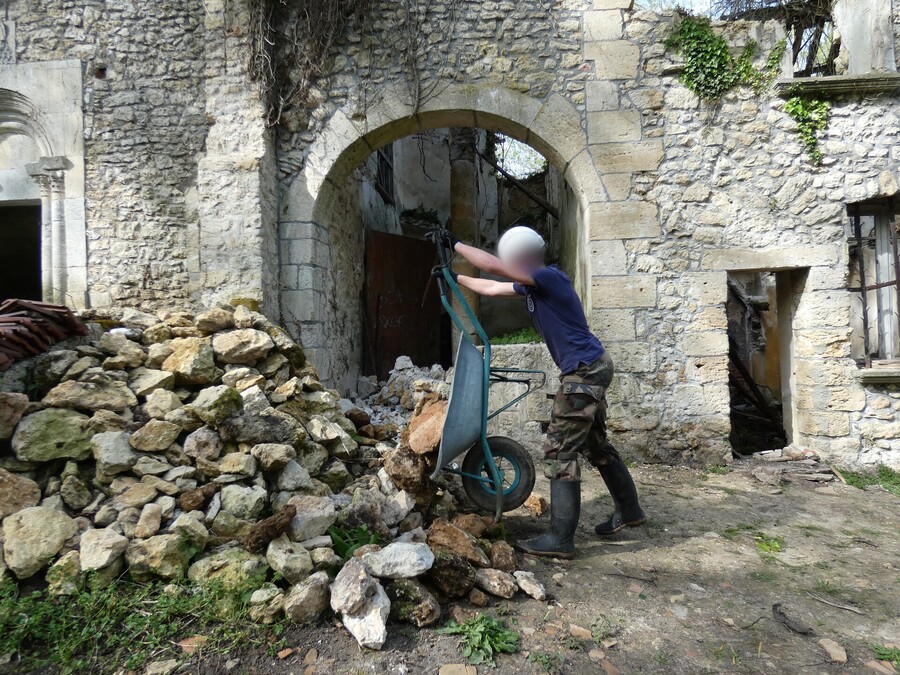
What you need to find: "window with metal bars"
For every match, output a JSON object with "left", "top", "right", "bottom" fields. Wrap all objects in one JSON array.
[
  {"left": 375, "top": 144, "right": 395, "bottom": 206},
  {"left": 848, "top": 200, "right": 899, "bottom": 366}
]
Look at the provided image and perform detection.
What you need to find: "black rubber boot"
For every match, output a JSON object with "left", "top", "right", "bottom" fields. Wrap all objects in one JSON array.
[
  {"left": 516, "top": 479, "right": 580, "bottom": 559},
  {"left": 594, "top": 460, "right": 646, "bottom": 536}
]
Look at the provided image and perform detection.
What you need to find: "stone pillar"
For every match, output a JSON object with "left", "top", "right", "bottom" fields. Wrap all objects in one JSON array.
[
  {"left": 28, "top": 172, "right": 54, "bottom": 301},
  {"left": 449, "top": 127, "right": 481, "bottom": 346},
  {"left": 49, "top": 171, "right": 67, "bottom": 304}
]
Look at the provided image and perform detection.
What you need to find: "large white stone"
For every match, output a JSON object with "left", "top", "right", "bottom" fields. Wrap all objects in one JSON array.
[
  {"left": 361, "top": 542, "right": 434, "bottom": 579},
  {"left": 80, "top": 527, "right": 129, "bottom": 571}
]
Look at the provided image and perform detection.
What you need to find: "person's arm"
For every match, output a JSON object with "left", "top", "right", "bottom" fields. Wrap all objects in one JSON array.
[
  {"left": 454, "top": 242, "right": 535, "bottom": 287},
  {"left": 457, "top": 275, "right": 518, "bottom": 297}
]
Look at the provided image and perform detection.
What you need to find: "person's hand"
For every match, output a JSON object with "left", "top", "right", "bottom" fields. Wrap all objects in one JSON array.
[
  {"left": 425, "top": 227, "right": 459, "bottom": 250},
  {"left": 431, "top": 265, "right": 458, "bottom": 282}
]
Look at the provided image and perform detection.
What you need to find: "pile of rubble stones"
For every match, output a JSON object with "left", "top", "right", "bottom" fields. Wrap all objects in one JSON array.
[{"left": 0, "top": 304, "right": 546, "bottom": 650}]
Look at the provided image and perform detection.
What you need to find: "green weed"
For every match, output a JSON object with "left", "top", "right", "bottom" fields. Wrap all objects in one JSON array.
[
  {"left": 751, "top": 570, "right": 776, "bottom": 582},
  {"left": 722, "top": 523, "right": 756, "bottom": 541},
  {"left": 437, "top": 615, "right": 520, "bottom": 666},
  {"left": 815, "top": 579, "right": 842, "bottom": 596},
  {"left": 842, "top": 465, "right": 900, "bottom": 497},
  {"left": 754, "top": 532, "right": 784, "bottom": 554},
  {"left": 0, "top": 577, "right": 262, "bottom": 674},
  {"left": 491, "top": 327, "right": 543, "bottom": 345},
  {"left": 328, "top": 524, "right": 381, "bottom": 560},
  {"left": 529, "top": 651, "right": 566, "bottom": 674},
  {"left": 872, "top": 644, "right": 900, "bottom": 667}
]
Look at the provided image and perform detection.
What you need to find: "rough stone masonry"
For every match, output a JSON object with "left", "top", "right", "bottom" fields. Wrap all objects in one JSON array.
[{"left": 1, "top": 0, "right": 899, "bottom": 468}]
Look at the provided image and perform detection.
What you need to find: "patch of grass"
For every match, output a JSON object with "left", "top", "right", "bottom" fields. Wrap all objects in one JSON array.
[
  {"left": 0, "top": 577, "right": 262, "bottom": 674},
  {"left": 814, "top": 561, "right": 830, "bottom": 570},
  {"left": 437, "top": 615, "right": 520, "bottom": 666},
  {"left": 591, "top": 614, "right": 619, "bottom": 643},
  {"left": 754, "top": 532, "right": 784, "bottom": 554},
  {"left": 709, "top": 643, "right": 741, "bottom": 665},
  {"left": 491, "top": 327, "right": 542, "bottom": 345},
  {"left": 529, "top": 651, "right": 566, "bottom": 673},
  {"left": 873, "top": 644, "right": 900, "bottom": 667},
  {"left": 751, "top": 570, "right": 777, "bottom": 582},
  {"left": 328, "top": 524, "right": 381, "bottom": 560},
  {"left": 705, "top": 465, "right": 730, "bottom": 475},
  {"left": 815, "top": 579, "right": 842, "bottom": 596},
  {"left": 842, "top": 465, "right": 900, "bottom": 497},
  {"left": 722, "top": 523, "right": 756, "bottom": 541}
]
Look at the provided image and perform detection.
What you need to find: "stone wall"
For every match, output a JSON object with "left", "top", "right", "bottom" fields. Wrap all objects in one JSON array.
[{"left": 8, "top": 0, "right": 210, "bottom": 308}]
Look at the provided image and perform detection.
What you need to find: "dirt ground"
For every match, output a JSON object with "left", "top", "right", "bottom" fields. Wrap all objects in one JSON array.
[{"left": 188, "top": 460, "right": 899, "bottom": 675}]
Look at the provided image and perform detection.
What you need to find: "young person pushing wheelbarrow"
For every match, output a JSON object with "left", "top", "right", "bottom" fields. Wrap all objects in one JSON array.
[{"left": 435, "top": 226, "right": 646, "bottom": 559}]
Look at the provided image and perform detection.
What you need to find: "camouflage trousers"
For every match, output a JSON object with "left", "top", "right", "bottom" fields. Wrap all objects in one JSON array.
[{"left": 543, "top": 351, "right": 620, "bottom": 481}]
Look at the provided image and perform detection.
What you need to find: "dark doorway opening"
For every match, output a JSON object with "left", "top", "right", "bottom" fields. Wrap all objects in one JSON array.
[
  {"left": 0, "top": 204, "right": 42, "bottom": 302},
  {"left": 727, "top": 272, "right": 788, "bottom": 454}
]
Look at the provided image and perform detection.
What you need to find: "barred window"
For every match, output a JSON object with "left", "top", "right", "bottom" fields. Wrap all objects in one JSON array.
[{"left": 375, "top": 144, "right": 395, "bottom": 206}]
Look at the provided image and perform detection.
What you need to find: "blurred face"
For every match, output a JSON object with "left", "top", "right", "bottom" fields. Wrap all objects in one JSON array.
[{"left": 507, "top": 249, "right": 544, "bottom": 274}]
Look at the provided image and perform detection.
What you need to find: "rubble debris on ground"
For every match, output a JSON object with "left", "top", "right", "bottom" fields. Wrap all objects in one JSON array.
[{"left": 0, "top": 304, "right": 547, "bottom": 652}]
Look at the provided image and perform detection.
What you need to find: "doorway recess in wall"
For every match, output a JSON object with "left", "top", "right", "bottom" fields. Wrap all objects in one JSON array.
[
  {"left": 0, "top": 204, "right": 41, "bottom": 302},
  {"left": 727, "top": 272, "right": 788, "bottom": 454}
]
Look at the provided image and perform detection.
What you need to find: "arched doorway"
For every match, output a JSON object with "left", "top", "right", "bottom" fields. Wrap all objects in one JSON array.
[{"left": 278, "top": 85, "right": 605, "bottom": 391}]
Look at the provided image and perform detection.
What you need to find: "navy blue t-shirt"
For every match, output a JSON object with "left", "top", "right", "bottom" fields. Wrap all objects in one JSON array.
[{"left": 513, "top": 265, "right": 604, "bottom": 375}]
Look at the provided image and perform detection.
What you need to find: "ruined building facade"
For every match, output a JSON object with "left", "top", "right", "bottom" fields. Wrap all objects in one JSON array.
[{"left": 1, "top": 0, "right": 899, "bottom": 468}]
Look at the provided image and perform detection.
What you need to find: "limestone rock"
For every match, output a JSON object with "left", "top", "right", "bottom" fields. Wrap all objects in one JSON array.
[
  {"left": 2, "top": 506, "right": 78, "bottom": 579},
  {"left": 427, "top": 519, "right": 491, "bottom": 568},
  {"left": 266, "top": 534, "right": 313, "bottom": 584},
  {"left": 46, "top": 550, "right": 83, "bottom": 596},
  {"left": 514, "top": 570, "right": 547, "bottom": 601},
  {"left": 189, "top": 385, "right": 242, "bottom": 426},
  {"left": 451, "top": 514, "right": 494, "bottom": 539},
  {"left": 287, "top": 495, "right": 336, "bottom": 541},
  {"left": 330, "top": 558, "right": 375, "bottom": 615},
  {"left": 218, "top": 452, "right": 257, "bottom": 477},
  {"left": 212, "top": 329, "right": 274, "bottom": 365},
  {"left": 179, "top": 483, "right": 218, "bottom": 512},
  {"left": 383, "top": 446, "right": 431, "bottom": 496},
  {"left": 474, "top": 568, "right": 518, "bottom": 599},
  {"left": 128, "top": 368, "right": 175, "bottom": 398},
  {"left": 386, "top": 578, "right": 441, "bottom": 627},
  {"left": 43, "top": 377, "right": 138, "bottom": 412},
  {"left": 60, "top": 475, "right": 92, "bottom": 511},
  {"left": 113, "top": 483, "right": 158, "bottom": 509},
  {"left": 196, "top": 307, "right": 235, "bottom": 334},
  {"left": 126, "top": 534, "right": 198, "bottom": 580},
  {"left": 489, "top": 540, "right": 517, "bottom": 573},
  {"left": 283, "top": 571, "right": 331, "bottom": 624},
  {"left": 383, "top": 490, "right": 416, "bottom": 528},
  {"left": 183, "top": 426, "right": 223, "bottom": 461},
  {"left": 0, "top": 392, "right": 28, "bottom": 440},
  {"left": 146, "top": 389, "right": 183, "bottom": 419},
  {"left": 220, "top": 484, "right": 267, "bottom": 520},
  {"left": 361, "top": 542, "right": 435, "bottom": 579},
  {"left": 130, "top": 420, "right": 182, "bottom": 453},
  {"left": 218, "top": 410, "right": 302, "bottom": 445},
  {"left": 33, "top": 350, "right": 79, "bottom": 394},
  {"left": 0, "top": 468, "right": 41, "bottom": 519},
  {"left": 99, "top": 332, "right": 146, "bottom": 367},
  {"left": 240, "top": 384, "right": 269, "bottom": 411},
  {"left": 407, "top": 399, "right": 447, "bottom": 455},
  {"left": 426, "top": 551, "right": 476, "bottom": 598},
  {"left": 92, "top": 431, "right": 138, "bottom": 476},
  {"left": 135, "top": 503, "right": 163, "bottom": 538},
  {"left": 251, "top": 443, "right": 296, "bottom": 472},
  {"left": 12, "top": 408, "right": 93, "bottom": 462},
  {"left": 187, "top": 547, "right": 268, "bottom": 588},
  {"left": 341, "top": 581, "right": 391, "bottom": 650},
  {"left": 132, "top": 455, "right": 172, "bottom": 477},
  {"left": 818, "top": 638, "right": 847, "bottom": 664},
  {"left": 162, "top": 338, "right": 218, "bottom": 385},
  {"left": 80, "top": 527, "right": 129, "bottom": 571},
  {"left": 170, "top": 513, "right": 210, "bottom": 552},
  {"left": 319, "top": 459, "right": 353, "bottom": 493},
  {"left": 277, "top": 460, "right": 313, "bottom": 491}
]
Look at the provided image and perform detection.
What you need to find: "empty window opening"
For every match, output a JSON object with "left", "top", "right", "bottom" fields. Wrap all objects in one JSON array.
[
  {"left": 0, "top": 204, "right": 41, "bottom": 302},
  {"left": 727, "top": 272, "right": 788, "bottom": 455},
  {"left": 847, "top": 199, "right": 900, "bottom": 366}
]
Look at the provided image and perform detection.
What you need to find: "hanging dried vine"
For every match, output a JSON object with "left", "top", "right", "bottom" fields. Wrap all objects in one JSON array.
[{"left": 247, "top": 0, "right": 370, "bottom": 126}]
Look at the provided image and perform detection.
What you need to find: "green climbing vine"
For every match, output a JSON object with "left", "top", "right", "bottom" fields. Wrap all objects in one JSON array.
[
  {"left": 783, "top": 95, "right": 830, "bottom": 165},
  {"left": 664, "top": 13, "right": 785, "bottom": 102}
]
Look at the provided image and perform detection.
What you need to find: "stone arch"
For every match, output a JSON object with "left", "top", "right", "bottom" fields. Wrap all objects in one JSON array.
[
  {"left": 279, "top": 84, "right": 605, "bottom": 387},
  {"left": 0, "top": 61, "right": 88, "bottom": 308}
]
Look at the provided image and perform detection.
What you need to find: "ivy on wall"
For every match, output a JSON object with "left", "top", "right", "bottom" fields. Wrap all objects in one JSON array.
[
  {"left": 783, "top": 95, "right": 830, "bottom": 164},
  {"left": 664, "top": 13, "right": 785, "bottom": 101},
  {"left": 665, "top": 12, "right": 829, "bottom": 165}
]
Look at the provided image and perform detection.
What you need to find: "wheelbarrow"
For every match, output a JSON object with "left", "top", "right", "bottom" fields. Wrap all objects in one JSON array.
[{"left": 426, "top": 228, "right": 545, "bottom": 521}]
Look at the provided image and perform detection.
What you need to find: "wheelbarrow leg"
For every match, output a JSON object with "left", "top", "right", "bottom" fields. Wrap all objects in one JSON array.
[{"left": 480, "top": 437, "right": 504, "bottom": 522}]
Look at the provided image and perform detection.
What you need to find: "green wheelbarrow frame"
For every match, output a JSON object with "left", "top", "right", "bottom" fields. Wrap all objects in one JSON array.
[{"left": 429, "top": 245, "right": 545, "bottom": 521}]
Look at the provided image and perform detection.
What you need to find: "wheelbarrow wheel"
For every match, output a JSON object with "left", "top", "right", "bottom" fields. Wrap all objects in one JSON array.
[{"left": 460, "top": 436, "right": 535, "bottom": 513}]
